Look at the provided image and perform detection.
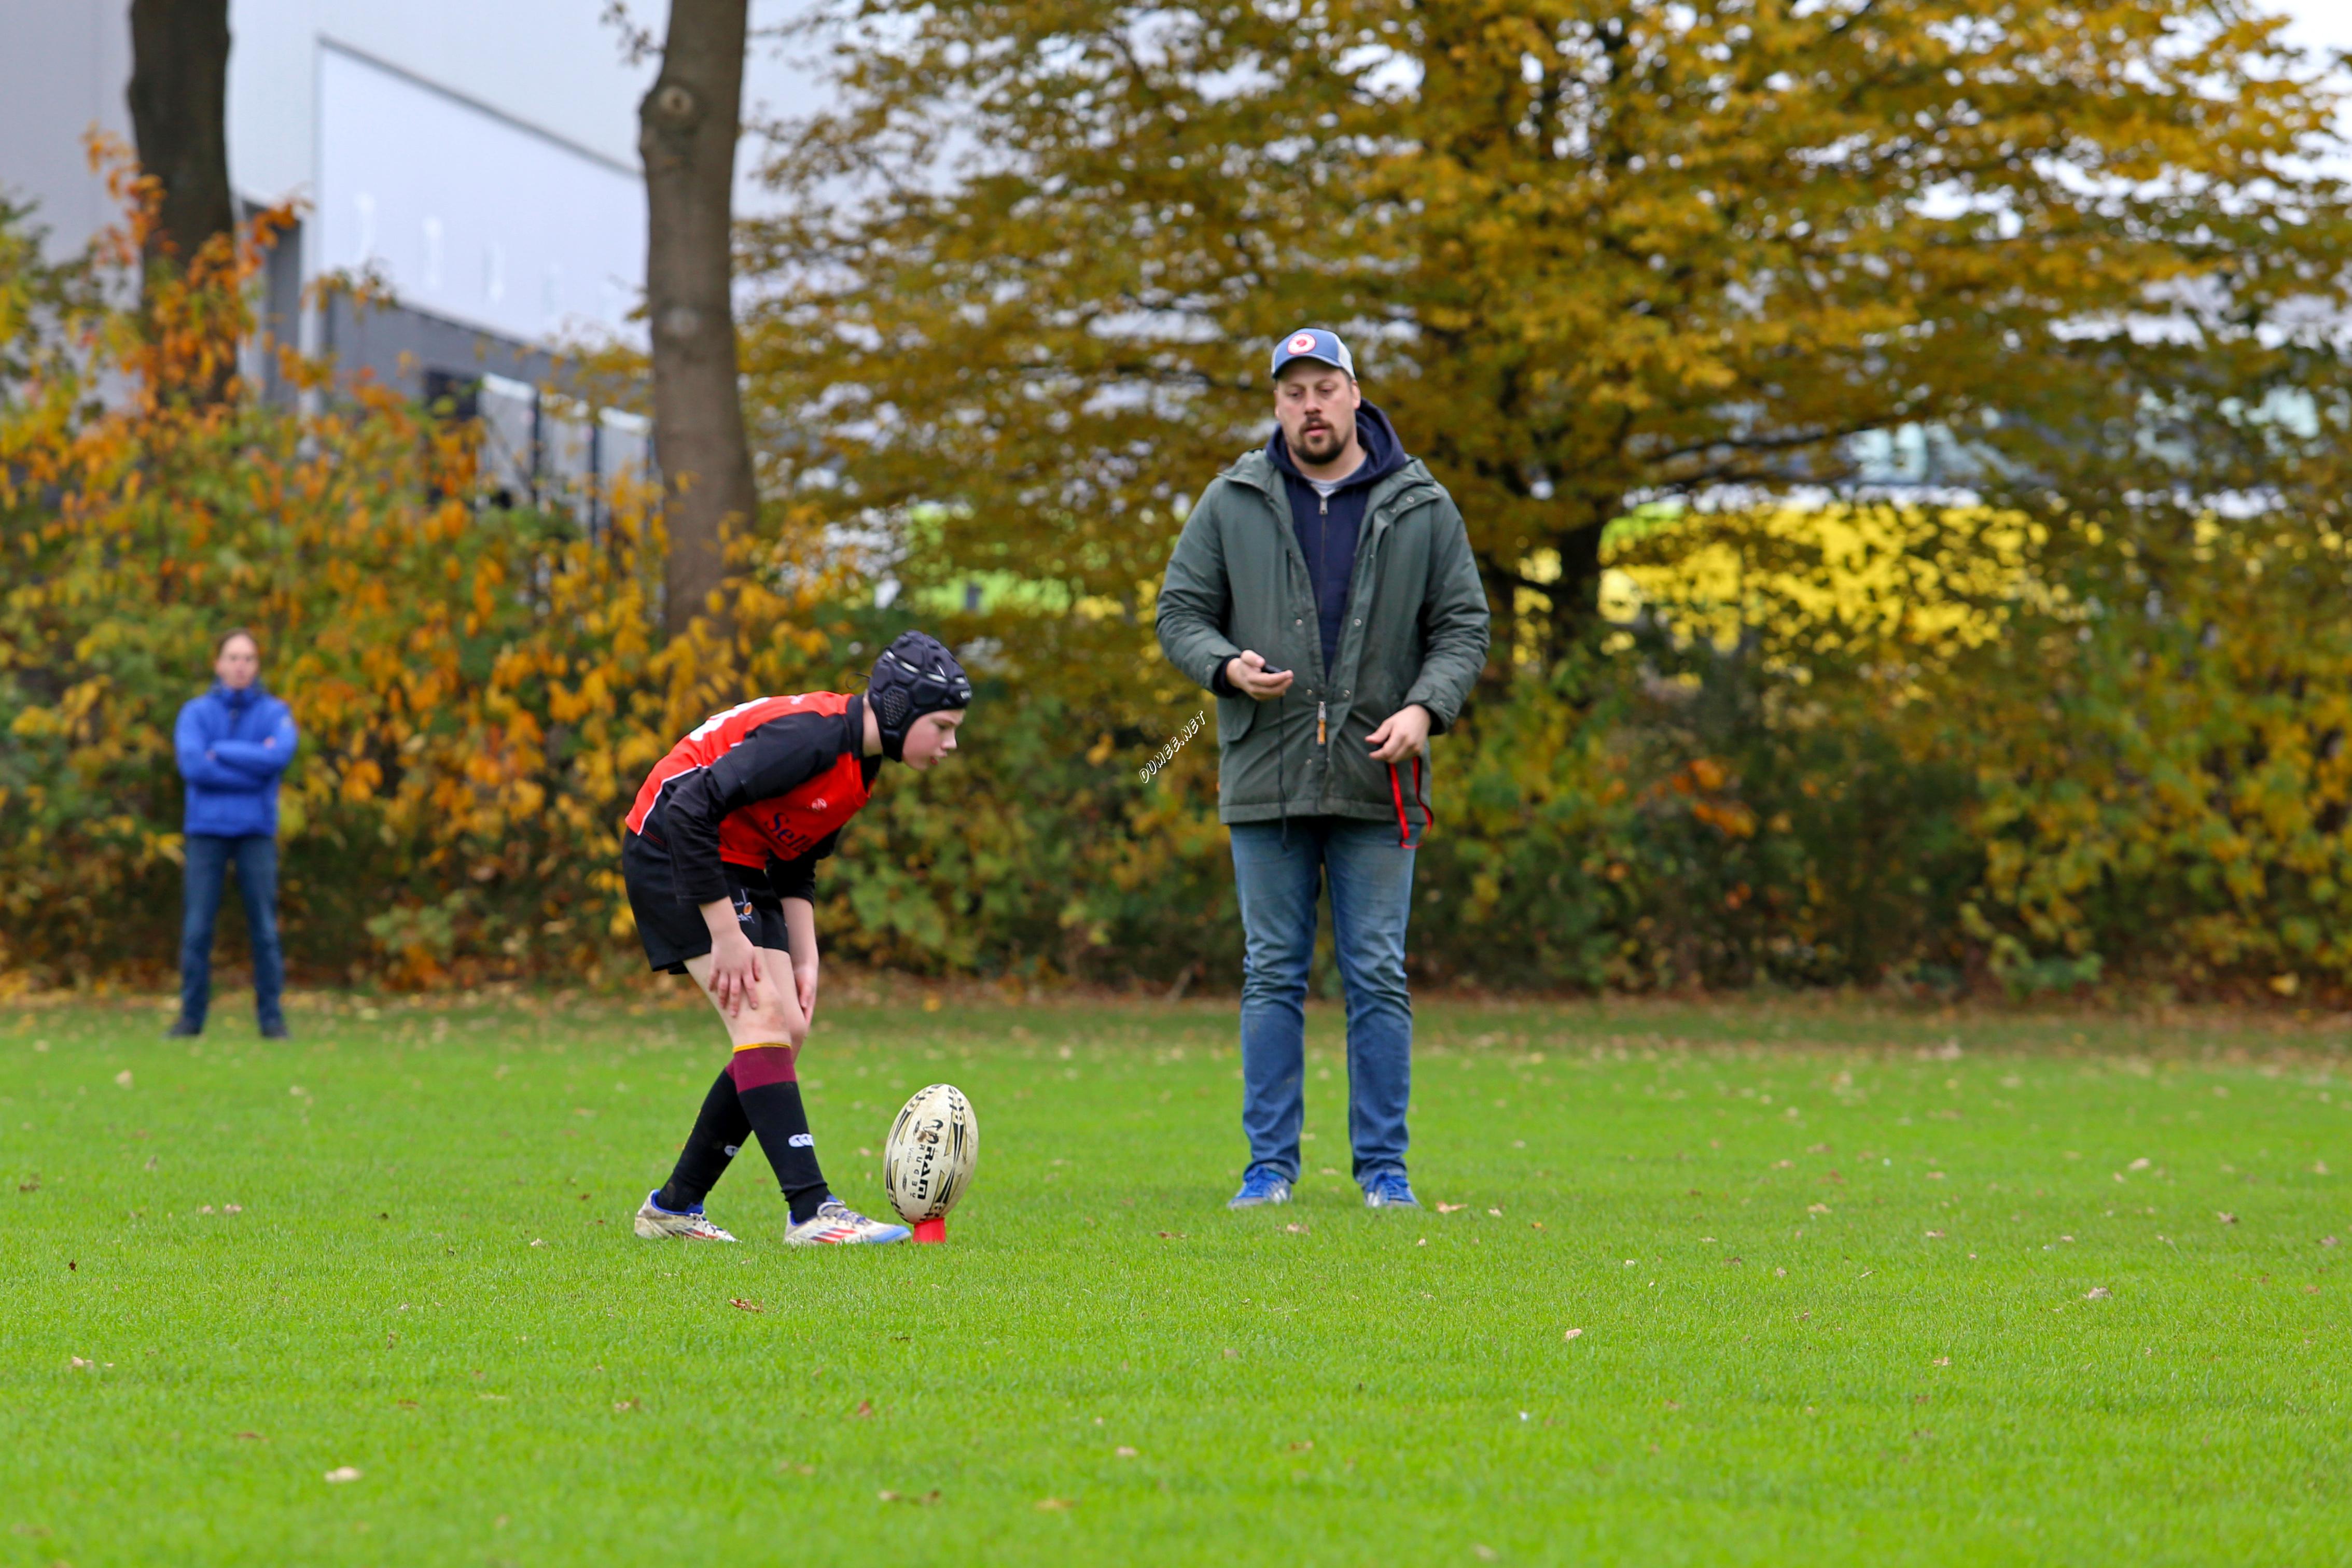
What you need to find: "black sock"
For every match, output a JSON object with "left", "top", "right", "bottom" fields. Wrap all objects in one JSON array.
[
  {"left": 656, "top": 1068, "right": 751, "bottom": 1212},
  {"left": 741, "top": 1082, "right": 831, "bottom": 1223}
]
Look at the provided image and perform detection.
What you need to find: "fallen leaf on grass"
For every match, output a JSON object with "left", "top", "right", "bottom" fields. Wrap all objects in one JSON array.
[
  {"left": 234, "top": 1430, "right": 263, "bottom": 1439},
  {"left": 1288, "top": 1440, "right": 1313, "bottom": 1451},
  {"left": 1563, "top": 1328, "right": 1584, "bottom": 1341},
  {"left": 2322, "top": 1237, "right": 2340, "bottom": 1248},
  {"left": 853, "top": 1400, "right": 875, "bottom": 1418},
  {"left": 1925, "top": 1230, "right": 1945, "bottom": 1239},
  {"left": 2306, "top": 1285, "right": 2322, "bottom": 1295},
  {"left": 115, "top": 1070, "right": 133, "bottom": 1088},
  {"left": 1035, "top": 1497, "right": 1076, "bottom": 1512},
  {"left": 1436, "top": 1202, "right": 1468, "bottom": 1214},
  {"left": 2085, "top": 1287, "right": 2112, "bottom": 1300},
  {"left": 1282, "top": 1223, "right": 1309, "bottom": 1234},
  {"left": 1221, "top": 1349, "right": 1238, "bottom": 1360},
  {"left": 1156, "top": 1230, "right": 1188, "bottom": 1240},
  {"left": 613, "top": 1399, "right": 639, "bottom": 1412},
  {"left": 224, "top": 1203, "right": 242, "bottom": 1213},
  {"left": 2316, "top": 1161, "right": 2333, "bottom": 1177},
  {"left": 1474, "top": 1547, "right": 1498, "bottom": 1562},
  {"left": 67, "top": 1357, "right": 91, "bottom": 1371},
  {"left": 2218, "top": 1211, "right": 2239, "bottom": 1225},
  {"left": 1530, "top": 1221, "right": 1547, "bottom": 1230},
  {"left": 1932, "top": 1356, "right": 1951, "bottom": 1366},
  {"left": 729, "top": 1298, "right": 763, "bottom": 1313},
  {"left": 1807, "top": 1203, "right": 1832, "bottom": 1214},
  {"left": 878, "top": 1489, "right": 941, "bottom": 1505},
  {"left": 1115, "top": 1446, "right": 1138, "bottom": 1458},
  {"left": 1662, "top": 1399, "right": 1681, "bottom": 1410},
  {"left": 1486, "top": 1208, "right": 1504, "bottom": 1217},
  {"left": 323, "top": 1466, "right": 361, "bottom": 1484},
  {"left": 2128, "top": 1157, "right": 2151, "bottom": 1171}
]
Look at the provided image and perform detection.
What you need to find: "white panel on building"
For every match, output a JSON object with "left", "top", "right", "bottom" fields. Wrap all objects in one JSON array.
[{"left": 316, "top": 43, "right": 644, "bottom": 346}]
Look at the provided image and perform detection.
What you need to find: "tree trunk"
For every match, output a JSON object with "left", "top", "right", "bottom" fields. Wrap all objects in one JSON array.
[
  {"left": 126, "top": 0, "right": 235, "bottom": 399},
  {"left": 639, "top": 0, "right": 757, "bottom": 641}
]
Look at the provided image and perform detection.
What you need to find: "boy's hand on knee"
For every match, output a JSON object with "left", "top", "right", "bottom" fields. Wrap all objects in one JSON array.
[
  {"left": 700, "top": 912, "right": 761, "bottom": 1016},
  {"left": 795, "top": 958, "right": 819, "bottom": 1026}
]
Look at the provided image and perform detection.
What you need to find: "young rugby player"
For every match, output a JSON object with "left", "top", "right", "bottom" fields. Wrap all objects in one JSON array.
[{"left": 624, "top": 631, "right": 973, "bottom": 1245}]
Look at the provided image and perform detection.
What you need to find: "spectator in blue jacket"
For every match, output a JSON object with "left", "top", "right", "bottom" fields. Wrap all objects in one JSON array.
[{"left": 172, "top": 629, "right": 299, "bottom": 1039}]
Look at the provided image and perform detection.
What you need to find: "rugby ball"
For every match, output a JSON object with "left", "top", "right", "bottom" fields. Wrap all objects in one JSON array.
[{"left": 883, "top": 1083, "right": 979, "bottom": 1224}]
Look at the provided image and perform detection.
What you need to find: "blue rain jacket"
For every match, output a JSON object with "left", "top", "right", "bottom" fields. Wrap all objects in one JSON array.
[{"left": 175, "top": 683, "right": 298, "bottom": 838}]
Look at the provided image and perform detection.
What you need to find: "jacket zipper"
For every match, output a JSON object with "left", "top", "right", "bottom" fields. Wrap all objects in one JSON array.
[{"left": 1317, "top": 491, "right": 1331, "bottom": 747}]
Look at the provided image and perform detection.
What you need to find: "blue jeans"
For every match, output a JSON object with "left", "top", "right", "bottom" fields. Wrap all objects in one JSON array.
[
  {"left": 179, "top": 834, "right": 284, "bottom": 1031},
  {"left": 1229, "top": 818, "right": 1417, "bottom": 1185}
]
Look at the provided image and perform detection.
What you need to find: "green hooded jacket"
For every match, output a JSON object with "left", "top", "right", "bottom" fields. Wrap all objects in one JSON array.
[{"left": 1154, "top": 445, "right": 1492, "bottom": 829}]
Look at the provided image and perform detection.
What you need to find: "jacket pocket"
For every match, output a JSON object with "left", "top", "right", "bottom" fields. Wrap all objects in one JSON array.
[{"left": 1216, "top": 693, "right": 1258, "bottom": 748}]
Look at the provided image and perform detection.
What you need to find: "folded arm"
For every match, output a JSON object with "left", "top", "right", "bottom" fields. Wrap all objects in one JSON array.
[
  {"left": 176, "top": 708, "right": 265, "bottom": 791},
  {"left": 212, "top": 710, "right": 300, "bottom": 779}
]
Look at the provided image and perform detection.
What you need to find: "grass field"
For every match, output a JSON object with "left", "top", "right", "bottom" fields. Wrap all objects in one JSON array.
[{"left": 4, "top": 990, "right": 2349, "bottom": 1566}]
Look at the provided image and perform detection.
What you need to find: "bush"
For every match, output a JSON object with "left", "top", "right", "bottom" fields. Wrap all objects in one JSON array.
[
  {"left": 10, "top": 190, "right": 2352, "bottom": 1000},
  {"left": 0, "top": 189, "right": 835, "bottom": 988}
]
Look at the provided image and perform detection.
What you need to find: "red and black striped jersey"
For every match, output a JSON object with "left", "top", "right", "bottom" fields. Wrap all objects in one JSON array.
[{"left": 623, "top": 693, "right": 877, "bottom": 905}]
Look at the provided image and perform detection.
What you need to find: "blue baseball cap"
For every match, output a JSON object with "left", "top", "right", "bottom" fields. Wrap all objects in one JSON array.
[{"left": 1270, "top": 327, "right": 1355, "bottom": 380}]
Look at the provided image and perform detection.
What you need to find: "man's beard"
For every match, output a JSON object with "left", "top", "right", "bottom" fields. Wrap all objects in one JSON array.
[{"left": 1293, "top": 419, "right": 1349, "bottom": 464}]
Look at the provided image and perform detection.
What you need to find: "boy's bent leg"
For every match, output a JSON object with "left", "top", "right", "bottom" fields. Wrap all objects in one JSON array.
[
  {"left": 1324, "top": 818, "right": 1417, "bottom": 1185},
  {"left": 231, "top": 836, "right": 287, "bottom": 1034},
  {"left": 177, "top": 835, "right": 230, "bottom": 1032},
  {"left": 683, "top": 947, "right": 831, "bottom": 1224},
  {"left": 1229, "top": 821, "right": 1325, "bottom": 1183},
  {"left": 655, "top": 1067, "right": 753, "bottom": 1212}
]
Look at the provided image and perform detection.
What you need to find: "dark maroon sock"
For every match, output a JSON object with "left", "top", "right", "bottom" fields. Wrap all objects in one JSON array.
[{"left": 729, "top": 1046, "right": 830, "bottom": 1224}]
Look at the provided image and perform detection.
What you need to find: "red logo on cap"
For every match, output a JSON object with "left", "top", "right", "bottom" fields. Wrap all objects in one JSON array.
[{"left": 1288, "top": 333, "right": 1317, "bottom": 353}]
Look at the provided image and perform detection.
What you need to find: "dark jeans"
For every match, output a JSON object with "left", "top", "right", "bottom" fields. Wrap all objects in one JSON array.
[
  {"left": 1229, "top": 817, "right": 1417, "bottom": 1185},
  {"left": 179, "top": 834, "right": 284, "bottom": 1031}
]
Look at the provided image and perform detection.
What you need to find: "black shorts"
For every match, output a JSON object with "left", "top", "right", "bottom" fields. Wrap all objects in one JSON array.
[{"left": 622, "top": 831, "right": 788, "bottom": 973}]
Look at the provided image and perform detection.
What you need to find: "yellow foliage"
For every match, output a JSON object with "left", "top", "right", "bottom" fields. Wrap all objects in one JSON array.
[{"left": 0, "top": 170, "right": 842, "bottom": 988}]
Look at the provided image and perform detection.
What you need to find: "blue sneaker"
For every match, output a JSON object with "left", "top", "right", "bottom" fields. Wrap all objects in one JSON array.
[
  {"left": 1362, "top": 1172, "right": 1418, "bottom": 1209},
  {"left": 1228, "top": 1169, "right": 1292, "bottom": 1209}
]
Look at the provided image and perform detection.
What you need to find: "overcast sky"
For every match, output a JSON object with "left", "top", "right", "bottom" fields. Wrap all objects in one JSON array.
[{"left": 2278, "top": 0, "right": 2352, "bottom": 60}]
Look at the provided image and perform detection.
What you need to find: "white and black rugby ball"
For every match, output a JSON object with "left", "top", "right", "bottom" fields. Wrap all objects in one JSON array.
[{"left": 883, "top": 1083, "right": 979, "bottom": 1224}]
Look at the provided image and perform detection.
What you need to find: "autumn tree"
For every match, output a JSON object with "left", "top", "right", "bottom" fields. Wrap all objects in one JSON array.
[
  {"left": 638, "top": 0, "right": 760, "bottom": 639},
  {"left": 126, "top": 0, "right": 237, "bottom": 403},
  {"left": 740, "top": 0, "right": 2352, "bottom": 668}
]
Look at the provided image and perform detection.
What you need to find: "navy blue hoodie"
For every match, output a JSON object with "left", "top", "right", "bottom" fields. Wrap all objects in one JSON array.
[{"left": 1266, "top": 401, "right": 1410, "bottom": 677}]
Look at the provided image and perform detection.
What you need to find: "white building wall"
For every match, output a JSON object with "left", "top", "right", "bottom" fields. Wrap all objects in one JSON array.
[
  {"left": 2, "top": 0, "right": 818, "bottom": 345},
  {"left": 313, "top": 43, "right": 645, "bottom": 345},
  {"left": 0, "top": 1, "right": 134, "bottom": 252}
]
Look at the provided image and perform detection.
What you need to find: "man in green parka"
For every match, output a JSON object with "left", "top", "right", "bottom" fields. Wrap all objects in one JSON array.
[{"left": 1156, "top": 328, "right": 1492, "bottom": 1211}]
